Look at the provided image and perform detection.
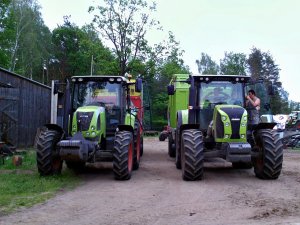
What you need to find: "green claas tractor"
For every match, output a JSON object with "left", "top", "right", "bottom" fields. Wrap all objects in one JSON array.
[
  {"left": 36, "top": 75, "right": 143, "bottom": 180},
  {"left": 167, "top": 74, "right": 283, "bottom": 181}
]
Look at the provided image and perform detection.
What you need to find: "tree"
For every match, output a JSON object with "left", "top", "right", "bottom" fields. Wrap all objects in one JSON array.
[
  {"left": 247, "top": 47, "right": 280, "bottom": 82},
  {"left": 49, "top": 18, "right": 117, "bottom": 81},
  {"left": 195, "top": 53, "right": 219, "bottom": 74},
  {"left": 89, "top": 0, "right": 160, "bottom": 76},
  {"left": 247, "top": 47, "right": 286, "bottom": 113},
  {"left": 0, "top": 0, "right": 13, "bottom": 68},
  {"left": 0, "top": 0, "right": 52, "bottom": 82},
  {"left": 220, "top": 52, "right": 247, "bottom": 75}
]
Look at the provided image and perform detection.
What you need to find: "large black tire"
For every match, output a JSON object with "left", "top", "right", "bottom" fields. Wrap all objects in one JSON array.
[
  {"left": 175, "top": 129, "right": 181, "bottom": 169},
  {"left": 168, "top": 133, "right": 176, "bottom": 158},
  {"left": 36, "top": 127, "right": 63, "bottom": 176},
  {"left": 181, "top": 129, "right": 204, "bottom": 181},
  {"left": 252, "top": 129, "right": 283, "bottom": 179},
  {"left": 140, "top": 136, "right": 144, "bottom": 157},
  {"left": 133, "top": 121, "right": 141, "bottom": 170},
  {"left": 113, "top": 131, "right": 134, "bottom": 180}
]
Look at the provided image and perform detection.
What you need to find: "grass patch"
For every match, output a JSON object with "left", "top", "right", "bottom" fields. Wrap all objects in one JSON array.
[{"left": 0, "top": 150, "right": 81, "bottom": 216}]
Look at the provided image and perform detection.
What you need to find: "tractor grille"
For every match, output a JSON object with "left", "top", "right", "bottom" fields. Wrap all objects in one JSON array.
[
  {"left": 215, "top": 107, "right": 245, "bottom": 139},
  {"left": 222, "top": 107, "right": 244, "bottom": 139},
  {"left": 77, "top": 111, "right": 94, "bottom": 131}
]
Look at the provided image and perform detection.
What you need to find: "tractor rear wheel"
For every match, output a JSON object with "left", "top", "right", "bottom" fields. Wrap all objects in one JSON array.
[
  {"left": 175, "top": 129, "right": 181, "bottom": 169},
  {"left": 113, "top": 131, "right": 134, "bottom": 180},
  {"left": 181, "top": 129, "right": 204, "bottom": 181},
  {"left": 133, "top": 121, "right": 141, "bottom": 170},
  {"left": 252, "top": 129, "right": 283, "bottom": 179},
  {"left": 140, "top": 136, "right": 144, "bottom": 157},
  {"left": 168, "top": 133, "right": 176, "bottom": 158},
  {"left": 36, "top": 127, "right": 62, "bottom": 176}
]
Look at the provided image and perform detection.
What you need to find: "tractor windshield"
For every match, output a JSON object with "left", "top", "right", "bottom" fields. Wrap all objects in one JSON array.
[
  {"left": 198, "top": 81, "right": 244, "bottom": 130},
  {"left": 72, "top": 81, "right": 121, "bottom": 109}
]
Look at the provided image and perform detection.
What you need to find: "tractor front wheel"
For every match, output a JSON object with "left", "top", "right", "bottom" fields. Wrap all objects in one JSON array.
[
  {"left": 181, "top": 129, "right": 204, "bottom": 181},
  {"left": 36, "top": 127, "right": 63, "bottom": 176},
  {"left": 113, "top": 131, "right": 134, "bottom": 180},
  {"left": 252, "top": 129, "right": 283, "bottom": 179}
]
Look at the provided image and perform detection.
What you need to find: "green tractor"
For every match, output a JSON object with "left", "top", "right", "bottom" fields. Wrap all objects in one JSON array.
[
  {"left": 36, "top": 75, "right": 143, "bottom": 180},
  {"left": 167, "top": 74, "right": 283, "bottom": 181}
]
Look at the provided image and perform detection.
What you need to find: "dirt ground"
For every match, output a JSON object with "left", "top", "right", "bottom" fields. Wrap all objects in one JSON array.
[{"left": 1, "top": 137, "right": 300, "bottom": 225}]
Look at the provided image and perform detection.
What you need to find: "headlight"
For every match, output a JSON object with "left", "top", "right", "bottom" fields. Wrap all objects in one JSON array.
[
  {"left": 86, "top": 132, "right": 90, "bottom": 136},
  {"left": 225, "top": 134, "right": 230, "bottom": 139},
  {"left": 91, "top": 126, "right": 95, "bottom": 130},
  {"left": 222, "top": 116, "right": 227, "bottom": 121},
  {"left": 91, "top": 131, "right": 96, "bottom": 136},
  {"left": 243, "top": 116, "right": 247, "bottom": 121},
  {"left": 225, "top": 122, "right": 230, "bottom": 127},
  {"left": 109, "top": 78, "right": 115, "bottom": 82},
  {"left": 241, "top": 134, "right": 245, "bottom": 138},
  {"left": 241, "top": 123, "right": 246, "bottom": 127}
]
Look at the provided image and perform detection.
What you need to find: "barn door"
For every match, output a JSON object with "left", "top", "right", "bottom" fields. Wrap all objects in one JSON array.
[{"left": 0, "top": 88, "right": 19, "bottom": 146}]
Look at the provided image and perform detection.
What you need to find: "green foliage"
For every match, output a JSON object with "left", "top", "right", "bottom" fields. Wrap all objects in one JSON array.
[
  {"left": 89, "top": 0, "right": 160, "bottom": 76},
  {"left": 220, "top": 52, "right": 247, "bottom": 75},
  {"left": 0, "top": 150, "right": 80, "bottom": 215},
  {"left": 50, "top": 19, "right": 118, "bottom": 81},
  {"left": 196, "top": 53, "right": 219, "bottom": 74}
]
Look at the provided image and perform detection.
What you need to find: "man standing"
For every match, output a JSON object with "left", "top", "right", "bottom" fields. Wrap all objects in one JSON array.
[{"left": 246, "top": 89, "right": 261, "bottom": 125}]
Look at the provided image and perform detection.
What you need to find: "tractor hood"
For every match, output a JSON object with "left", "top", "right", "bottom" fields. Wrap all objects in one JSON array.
[
  {"left": 71, "top": 105, "right": 106, "bottom": 140},
  {"left": 213, "top": 105, "right": 248, "bottom": 142}
]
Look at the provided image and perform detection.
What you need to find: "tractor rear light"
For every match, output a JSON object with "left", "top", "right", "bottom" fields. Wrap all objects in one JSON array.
[{"left": 188, "top": 106, "right": 193, "bottom": 109}]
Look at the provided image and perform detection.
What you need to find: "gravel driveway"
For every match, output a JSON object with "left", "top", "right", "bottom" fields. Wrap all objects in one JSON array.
[{"left": 1, "top": 138, "right": 300, "bottom": 225}]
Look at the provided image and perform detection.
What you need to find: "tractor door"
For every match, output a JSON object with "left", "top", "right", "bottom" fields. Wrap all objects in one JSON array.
[{"left": 245, "top": 82, "right": 272, "bottom": 115}]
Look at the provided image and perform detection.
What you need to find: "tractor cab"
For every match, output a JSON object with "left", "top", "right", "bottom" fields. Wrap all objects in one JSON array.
[
  {"left": 71, "top": 76, "right": 127, "bottom": 144},
  {"left": 196, "top": 76, "right": 248, "bottom": 132}
]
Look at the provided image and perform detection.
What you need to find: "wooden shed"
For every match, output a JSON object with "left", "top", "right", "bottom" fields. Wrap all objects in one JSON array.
[{"left": 0, "top": 67, "right": 51, "bottom": 148}]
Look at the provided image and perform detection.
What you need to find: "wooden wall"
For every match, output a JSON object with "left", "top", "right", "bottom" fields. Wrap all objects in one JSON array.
[{"left": 0, "top": 67, "right": 51, "bottom": 147}]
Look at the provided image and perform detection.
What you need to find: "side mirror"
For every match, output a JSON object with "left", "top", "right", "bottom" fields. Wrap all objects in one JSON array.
[
  {"left": 167, "top": 84, "right": 175, "bottom": 95},
  {"left": 135, "top": 78, "right": 142, "bottom": 93}
]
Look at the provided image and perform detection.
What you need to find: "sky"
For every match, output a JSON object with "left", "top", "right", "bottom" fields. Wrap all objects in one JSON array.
[{"left": 38, "top": 0, "right": 300, "bottom": 102}]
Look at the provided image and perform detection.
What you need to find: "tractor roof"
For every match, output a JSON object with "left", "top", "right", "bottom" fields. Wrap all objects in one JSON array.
[
  {"left": 71, "top": 75, "right": 127, "bottom": 83},
  {"left": 191, "top": 74, "right": 251, "bottom": 83}
]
